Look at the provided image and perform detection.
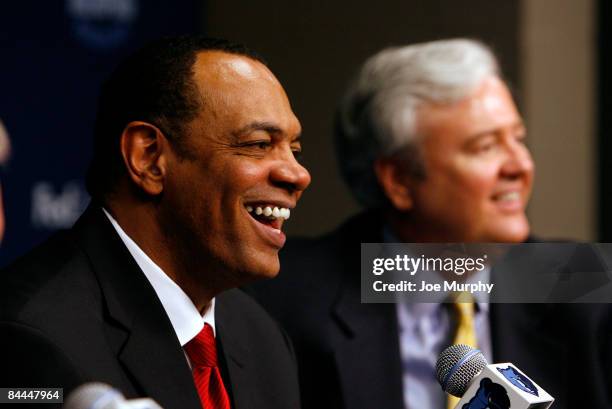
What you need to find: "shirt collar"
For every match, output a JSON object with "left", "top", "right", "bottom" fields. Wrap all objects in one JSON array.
[
  {"left": 103, "top": 208, "right": 215, "bottom": 346},
  {"left": 382, "top": 225, "right": 491, "bottom": 308}
]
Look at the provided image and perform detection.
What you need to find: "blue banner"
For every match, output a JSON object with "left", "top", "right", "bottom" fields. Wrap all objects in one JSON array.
[{"left": 0, "top": 0, "right": 200, "bottom": 266}]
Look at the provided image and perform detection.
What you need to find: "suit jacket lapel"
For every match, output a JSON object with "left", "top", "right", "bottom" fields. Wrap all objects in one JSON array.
[
  {"left": 215, "top": 291, "right": 251, "bottom": 409},
  {"left": 73, "top": 206, "right": 202, "bottom": 409},
  {"left": 332, "top": 284, "right": 405, "bottom": 409},
  {"left": 329, "top": 211, "right": 404, "bottom": 409}
]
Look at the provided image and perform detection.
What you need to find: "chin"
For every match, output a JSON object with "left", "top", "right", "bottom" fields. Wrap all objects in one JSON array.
[
  {"left": 239, "top": 254, "right": 281, "bottom": 283},
  {"left": 489, "top": 220, "right": 530, "bottom": 243}
]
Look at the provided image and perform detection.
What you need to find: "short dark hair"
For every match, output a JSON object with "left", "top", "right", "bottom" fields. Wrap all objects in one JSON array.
[{"left": 86, "top": 35, "right": 265, "bottom": 201}]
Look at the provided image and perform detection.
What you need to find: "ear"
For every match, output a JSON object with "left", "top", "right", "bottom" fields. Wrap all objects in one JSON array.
[
  {"left": 120, "top": 121, "right": 168, "bottom": 196},
  {"left": 374, "top": 157, "right": 414, "bottom": 211}
]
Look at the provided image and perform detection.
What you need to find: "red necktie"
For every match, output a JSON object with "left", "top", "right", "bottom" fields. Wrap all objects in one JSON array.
[{"left": 184, "top": 324, "right": 231, "bottom": 409}]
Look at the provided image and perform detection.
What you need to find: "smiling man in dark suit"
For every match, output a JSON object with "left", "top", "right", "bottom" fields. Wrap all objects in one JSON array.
[{"left": 0, "top": 36, "right": 310, "bottom": 409}]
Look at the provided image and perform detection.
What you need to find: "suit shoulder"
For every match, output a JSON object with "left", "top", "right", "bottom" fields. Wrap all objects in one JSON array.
[
  {"left": 279, "top": 232, "right": 346, "bottom": 283},
  {"left": 0, "top": 320, "right": 84, "bottom": 389},
  {"left": 281, "top": 210, "right": 382, "bottom": 269},
  {"left": 219, "top": 288, "right": 282, "bottom": 329},
  {"left": 219, "top": 288, "right": 299, "bottom": 348},
  {"left": 3, "top": 230, "right": 75, "bottom": 274},
  {"left": 282, "top": 230, "right": 342, "bottom": 259},
  {"left": 0, "top": 231, "right": 98, "bottom": 323},
  {"left": 217, "top": 289, "right": 301, "bottom": 408}
]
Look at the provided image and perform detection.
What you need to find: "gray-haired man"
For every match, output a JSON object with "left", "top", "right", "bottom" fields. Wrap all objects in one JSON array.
[
  {"left": 337, "top": 39, "right": 533, "bottom": 244},
  {"left": 251, "top": 39, "right": 611, "bottom": 409}
]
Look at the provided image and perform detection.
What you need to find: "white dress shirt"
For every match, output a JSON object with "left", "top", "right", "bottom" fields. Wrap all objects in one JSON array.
[{"left": 103, "top": 208, "right": 215, "bottom": 349}]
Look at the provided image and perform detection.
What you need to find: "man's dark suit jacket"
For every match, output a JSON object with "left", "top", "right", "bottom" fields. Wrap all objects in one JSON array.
[
  {"left": 250, "top": 211, "right": 612, "bottom": 409},
  {"left": 0, "top": 206, "right": 301, "bottom": 409}
]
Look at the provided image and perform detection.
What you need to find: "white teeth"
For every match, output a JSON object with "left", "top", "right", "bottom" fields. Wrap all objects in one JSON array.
[
  {"left": 246, "top": 204, "right": 292, "bottom": 220},
  {"left": 495, "top": 192, "right": 520, "bottom": 202},
  {"left": 281, "top": 208, "right": 290, "bottom": 219}
]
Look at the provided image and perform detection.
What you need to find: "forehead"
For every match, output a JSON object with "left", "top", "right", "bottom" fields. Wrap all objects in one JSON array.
[
  {"left": 193, "top": 50, "right": 279, "bottom": 87},
  {"left": 190, "top": 51, "right": 300, "bottom": 136},
  {"left": 417, "top": 76, "right": 521, "bottom": 142}
]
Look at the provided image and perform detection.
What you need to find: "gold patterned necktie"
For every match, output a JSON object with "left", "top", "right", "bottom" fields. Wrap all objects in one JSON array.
[{"left": 447, "top": 293, "right": 477, "bottom": 409}]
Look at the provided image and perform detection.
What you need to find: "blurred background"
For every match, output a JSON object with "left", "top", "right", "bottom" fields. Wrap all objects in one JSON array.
[{"left": 0, "top": 0, "right": 609, "bottom": 266}]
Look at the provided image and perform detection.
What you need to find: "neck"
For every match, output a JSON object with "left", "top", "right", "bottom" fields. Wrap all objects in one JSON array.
[{"left": 105, "top": 197, "right": 219, "bottom": 311}]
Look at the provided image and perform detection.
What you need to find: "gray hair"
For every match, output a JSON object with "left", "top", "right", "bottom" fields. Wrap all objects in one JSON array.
[{"left": 335, "top": 38, "right": 500, "bottom": 207}]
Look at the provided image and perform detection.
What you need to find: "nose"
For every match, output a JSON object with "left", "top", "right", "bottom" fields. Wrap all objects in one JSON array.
[
  {"left": 270, "top": 148, "right": 311, "bottom": 194},
  {"left": 500, "top": 136, "right": 534, "bottom": 179}
]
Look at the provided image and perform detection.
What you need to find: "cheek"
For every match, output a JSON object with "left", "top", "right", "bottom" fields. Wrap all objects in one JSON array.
[
  {"left": 196, "top": 158, "right": 267, "bottom": 209},
  {"left": 230, "top": 161, "right": 268, "bottom": 181},
  {"left": 219, "top": 161, "right": 273, "bottom": 204},
  {"left": 450, "top": 159, "right": 500, "bottom": 199}
]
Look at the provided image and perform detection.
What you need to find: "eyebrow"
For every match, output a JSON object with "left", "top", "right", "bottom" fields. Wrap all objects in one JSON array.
[
  {"left": 465, "top": 121, "right": 526, "bottom": 143},
  {"left": 233, "top": 122, "right": 282, "bottom": 138},
  {"left": 232, "top": 121, "right": 302, "bottom": 141}
]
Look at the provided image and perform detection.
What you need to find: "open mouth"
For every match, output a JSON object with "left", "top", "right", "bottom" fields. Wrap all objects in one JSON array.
[
  {"left": 245, "top": 204, "right": 291, "bottom": 231},
  {"left": 492, "top": 191, "right": 520, "bottom": 203},
  {"left": 491, "top": 190, "right": 525, "bottom": 213}
]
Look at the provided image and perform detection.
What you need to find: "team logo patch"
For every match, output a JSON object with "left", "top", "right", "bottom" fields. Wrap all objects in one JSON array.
[
  {"left": 463, "top": 378, "right": 510, "bottom": 409},
  {"left": 497, "top": 365, "right": 539, "bottom": 396}
]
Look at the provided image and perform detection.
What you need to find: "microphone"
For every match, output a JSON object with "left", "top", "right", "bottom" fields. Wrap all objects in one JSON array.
[
  {"left": 64, "top": 383, "right": 163, "bottom": 409},
  {"left": 436, "top": 344, "right": 554, "bottom": 409}
]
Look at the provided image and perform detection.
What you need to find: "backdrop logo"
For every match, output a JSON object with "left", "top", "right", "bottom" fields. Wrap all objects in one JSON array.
[
  {"left": 66, "top": 0, "right": 139, "bottom": 49},
  {"left": 31, "top": 181, "right": 88, "bottom": 229}
]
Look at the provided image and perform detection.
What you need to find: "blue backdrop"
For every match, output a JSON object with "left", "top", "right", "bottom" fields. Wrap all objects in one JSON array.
[{"left": 0, "top": 0, "right": 200, "bottom": 266}]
